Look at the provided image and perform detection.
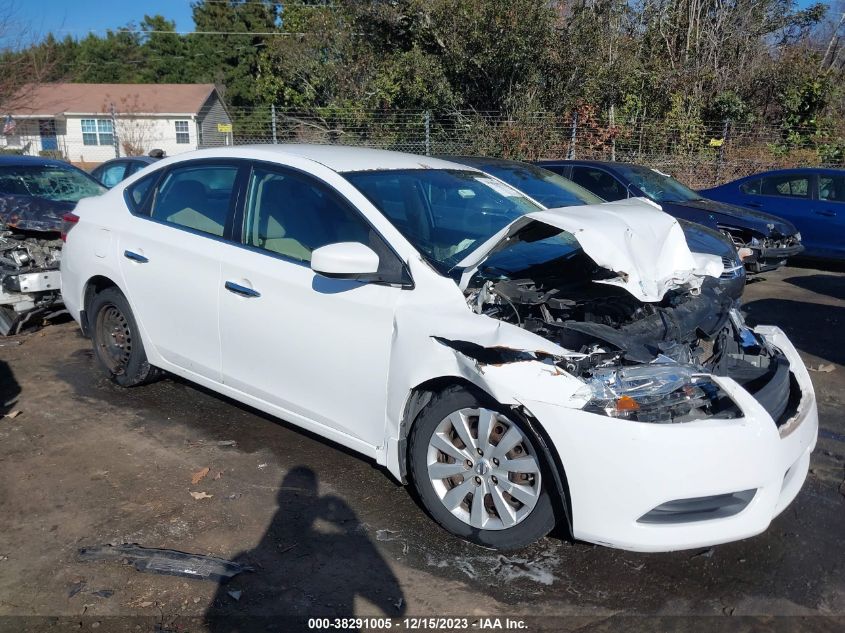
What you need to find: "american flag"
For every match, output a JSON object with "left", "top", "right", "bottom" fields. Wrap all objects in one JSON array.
[{"left": 2, "top": 115, "right": 16, "bottom": 135}]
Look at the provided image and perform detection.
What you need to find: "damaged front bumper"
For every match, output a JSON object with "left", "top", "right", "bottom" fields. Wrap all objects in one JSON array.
[
  {"left": 0, "top": 234, "right": 64, "bottom": 335},
  {"left": 520, "top": 326, "right": 817, "bottom": 552},
  {"left": 745, "top": 242, "right": 805, "bottom": 274}
]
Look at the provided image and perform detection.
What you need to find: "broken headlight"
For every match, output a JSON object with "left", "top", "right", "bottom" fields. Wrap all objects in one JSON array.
[{"left": 584, "top": 363, "right": 721, "bottom": 423}]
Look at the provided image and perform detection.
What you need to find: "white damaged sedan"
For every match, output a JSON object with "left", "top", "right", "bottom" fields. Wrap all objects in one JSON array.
[{"left": 60, "top": 145, "right": 818, "bottom": 551}]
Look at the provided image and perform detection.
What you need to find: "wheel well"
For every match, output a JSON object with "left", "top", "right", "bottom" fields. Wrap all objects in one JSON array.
[
  {"left": 81, "top": 276, "right": 120, "bottom": 336},
  {"left": 397, "top": 376, "right": 482, "bottom": 480},
  {"left": 398, "top": 376, "right": 573, "bottom": 536}
]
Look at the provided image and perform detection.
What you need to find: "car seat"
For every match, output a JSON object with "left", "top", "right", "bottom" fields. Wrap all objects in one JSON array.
[{"left": 160, "top": 179, "right": 225, "bottom": 236}]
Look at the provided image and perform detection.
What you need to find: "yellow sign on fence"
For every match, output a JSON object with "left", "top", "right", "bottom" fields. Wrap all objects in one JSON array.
[{"left": 217, "top": 123, "right": 233, "bottom": 133}]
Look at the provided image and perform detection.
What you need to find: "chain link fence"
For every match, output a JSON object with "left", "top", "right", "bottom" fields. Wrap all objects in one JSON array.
[
  {"left": 219, "top": 107, "right": 845, "bottom": 189},
  {"left": 4, "top": 106, "right": 841, "bottom": 188}
]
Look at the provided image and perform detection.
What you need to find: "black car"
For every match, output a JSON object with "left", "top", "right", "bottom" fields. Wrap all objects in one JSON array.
[
  {"left": 0, "top": 155, "right": 105, "bottom": 333},
  {"left": 443, "top": 156, "right": 746, "bottom": 301},
  {"left": 535, "top": 160, "right": 804, "bottom": 273},
  {"left": 91, "top": 155, "right": 160, "bottom": 188}
]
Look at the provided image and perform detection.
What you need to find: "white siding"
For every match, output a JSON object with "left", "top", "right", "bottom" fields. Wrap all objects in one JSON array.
[{"left": 2, "top": 115, "right": 201, "bottom": 163}]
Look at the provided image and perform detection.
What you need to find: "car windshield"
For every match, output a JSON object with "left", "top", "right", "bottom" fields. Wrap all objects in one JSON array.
[
  {"left": 616, "top": 164, "right": 702, "bottom": 203},
  {"left": 0, "top": 164, "right": 106, "bottom": 202},
  {"left": 344, "top": 169, "right": 543, "bottom": 272},
  {"left": 477, "top": 162, "right": 604, "bottom": 207}
]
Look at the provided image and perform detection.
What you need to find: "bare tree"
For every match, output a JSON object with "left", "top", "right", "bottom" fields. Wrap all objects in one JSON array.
[
  {"left": 0, "top": 1, "right": 56, "bottom": 113},
  {"left": 102, "top": 94, "right": 157, "bottom": 156},
  {"left": 820, "top": 3, "right": 845, "bottom": 70}
]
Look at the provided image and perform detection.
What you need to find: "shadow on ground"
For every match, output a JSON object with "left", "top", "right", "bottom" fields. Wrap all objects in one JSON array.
[
  {"left": 783, "top": 274, "right": 845, "bottom": 302},
  {"left": 0, "top": 359, "right": 20, "bottom": 416},
  {"left": 203, "top": 466, "right": 406, "bottom": 631},
  {"left": 743, "top": 298, "right": 845, "bottom": 366}
]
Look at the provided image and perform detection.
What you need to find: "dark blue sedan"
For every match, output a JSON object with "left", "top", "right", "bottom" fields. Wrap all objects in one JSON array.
[
  {"left": 444, "top": 156, "right": 746, "bottom": 301},
  {"left": 700, "top": 168, "right": 845, "bottom": 260},
  {"left": 536, "top": 160, "right": 805, "bottom": 273}
]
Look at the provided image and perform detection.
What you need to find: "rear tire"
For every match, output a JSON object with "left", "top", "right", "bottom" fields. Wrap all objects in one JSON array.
[
  {"left": 87, "top": 287, "right": 161, "bottom": 387},
  {"left": 408, "top": 385, "right": 555, "bottom": 550}
]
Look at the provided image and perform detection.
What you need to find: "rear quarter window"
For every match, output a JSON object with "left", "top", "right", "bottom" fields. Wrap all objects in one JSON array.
[
  {"left": 739, "top": 179, "right": 761, "bottom": 195},
  {"left": 124, "top": 173, "right": 159, "bottom": 214}
]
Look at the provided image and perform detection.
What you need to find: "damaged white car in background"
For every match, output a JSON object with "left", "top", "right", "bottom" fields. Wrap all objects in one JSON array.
[{"left": 60, "top": 145, "right": 818, "bottom": 552}]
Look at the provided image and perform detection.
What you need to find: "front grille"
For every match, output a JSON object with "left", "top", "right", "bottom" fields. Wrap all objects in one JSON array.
[{"left": 720, "top": 255, "right": 743, "bottom": 279}]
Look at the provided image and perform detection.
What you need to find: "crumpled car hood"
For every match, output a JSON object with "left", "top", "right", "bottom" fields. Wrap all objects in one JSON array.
[
  {"left": 0, "top": 194, "right": 72, "bottom": 233},
  {"left": 456, "top": 198, "right": 722, "bottom": 302}
]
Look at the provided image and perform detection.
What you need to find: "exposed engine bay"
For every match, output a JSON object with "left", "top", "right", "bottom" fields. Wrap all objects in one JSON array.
[
  {"left": 462, "top": 252, "right": 798, "bottom": 426},
  {"left": 0, "top": 229, "right": 63, "bottom": 335}
]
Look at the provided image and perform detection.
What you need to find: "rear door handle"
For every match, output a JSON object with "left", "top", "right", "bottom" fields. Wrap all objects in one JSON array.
[
  {"left": 744, "top": 201, "right": 762, "bottom": 208},
  {"left": 225, "top": 281, "right": 261, "bottom": 298},
  {"left": 123, "top": 250, "right": 148, "bottom": 263},
  {"left": 814, "top": 209, "right": 836, "bottom": 217}
]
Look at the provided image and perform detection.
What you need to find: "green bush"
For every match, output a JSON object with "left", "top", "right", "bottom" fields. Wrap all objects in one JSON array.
[{"left": 38, "top": 150, "right": 65, "bottom": 160}]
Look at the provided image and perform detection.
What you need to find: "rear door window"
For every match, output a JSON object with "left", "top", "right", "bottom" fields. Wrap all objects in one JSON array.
[
  {"left": 150, "top": 164, "right": 239, "bottom": 237},
  {"left": 739, "top": 179, "right": 761, "bottom": 195},
  {"left": 569, "top": 167, "right": 627, "bottom": 201},
  {"left": 760, "top": 174, "right": 810, "bottom": 198}
]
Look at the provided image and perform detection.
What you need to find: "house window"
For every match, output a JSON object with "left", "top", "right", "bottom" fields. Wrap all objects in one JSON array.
[
  {"left": 175, "top": 120, "right": 190, "bottom": 144},
  {"left": 81, "top": 119, "right": 114, "bottom": 146}
]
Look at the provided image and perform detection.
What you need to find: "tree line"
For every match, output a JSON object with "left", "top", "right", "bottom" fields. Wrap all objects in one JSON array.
[{"left": 2, "top": 1, "right": 844, "bottom": 151}]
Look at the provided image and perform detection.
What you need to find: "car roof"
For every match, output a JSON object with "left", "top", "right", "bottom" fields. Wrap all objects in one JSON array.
[
  {"left": 729, "top": 167, "right": 845, "bottom": 180},
  {"left": 0, "top": 154, "right": 77, "bottom": 168},
  {"left": 100, "top": 156, "right": 158, "bottom": 165},
  {"left": 440, "top": 155, "right": 526, "bottom": 167},
  {"left": 149, "top": 144, "right": 475, "bottom": 174},
  {"left": 535, "top": 159, "right": 623, "bottom": 168}
]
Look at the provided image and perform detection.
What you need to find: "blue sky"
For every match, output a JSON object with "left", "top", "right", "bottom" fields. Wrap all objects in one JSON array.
[
  {"left": 14, "top": 0, "right": 832, "bottom": 40},
  {"left": 19, "top": 0, "right": 195, "bottom": 37}
]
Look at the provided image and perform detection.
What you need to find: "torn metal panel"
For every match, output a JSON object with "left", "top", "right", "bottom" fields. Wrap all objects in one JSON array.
[
  {"left": 78, "top": 544, "right": 253, "bottom": 582},
  {"left": 0, "top": 230, "right": 63, "bottom": 335},
  {"left": 456, "top": 199, "right": 720, "bottom": 301},
  {"left": 0, "top": 194, "right": 71, "bottom": 233}
]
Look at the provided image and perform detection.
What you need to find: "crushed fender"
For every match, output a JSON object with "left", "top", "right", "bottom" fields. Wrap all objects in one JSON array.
[
  {"left": 432, "top": 336, "right": 542, "bottom": 365},
  {"left": 78, "top": 544, "right": 253, "bottom": 582}
]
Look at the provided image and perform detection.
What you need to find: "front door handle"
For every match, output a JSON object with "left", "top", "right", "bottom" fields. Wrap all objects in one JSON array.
[
  {"left": 814, "top": 209, "right": 836, "bottom": 217},
  {"left": 123, "top": 250, "right": 148, "bottom": 263},
  {"left": 744, "top": 201, "right": 763, "bottom": 208},
  {"left": 225, "top": 281, "right": 261, "bottom": 298}
]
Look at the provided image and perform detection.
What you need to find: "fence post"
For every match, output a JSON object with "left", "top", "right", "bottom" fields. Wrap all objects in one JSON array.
[
  {"left": 424, "top": 110, "right": 431, "bottom": 156},
  {"left": 716, "top": 118, "right": 730, "bottom": 182},
  {"left": 567, "top": 110, "right": 578, "bottom": 159},
  {"left": 609, "top": 104, "right": 616, "bottom": 162},
  {"left": 271, "top": 104, "right": 278, "bottom": 144},
  {"left": 110, "top": 102, "right": 119, "bottom": 158}
]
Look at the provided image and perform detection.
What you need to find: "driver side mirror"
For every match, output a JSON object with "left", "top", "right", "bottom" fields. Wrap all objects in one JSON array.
[{"left": 311, "top": 242, "right": 380, "bottom": 279}]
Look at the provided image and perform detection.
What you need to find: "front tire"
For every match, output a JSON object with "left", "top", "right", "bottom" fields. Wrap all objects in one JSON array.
[
  {"left": 408, "top": 385, "right": 555, "bottom": 550},
  {"left": 87, "top": 287, "right": 161, "bottom": 387}
]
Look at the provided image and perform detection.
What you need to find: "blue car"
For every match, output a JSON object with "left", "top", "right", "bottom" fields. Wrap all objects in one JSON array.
[
  {"left": 90, "top": 155, "right": 161, "bottom": 188},
  {"left": 536, "top": 160, "right": 804, "bottom": 273},
  {"left": 700, "top": 168, "right": 845, "bottom": 261}
]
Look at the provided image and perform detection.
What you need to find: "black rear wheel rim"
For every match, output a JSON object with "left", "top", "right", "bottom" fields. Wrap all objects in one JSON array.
[{"left": 94, "top": 303, "right": 132, "bottom": 375}]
